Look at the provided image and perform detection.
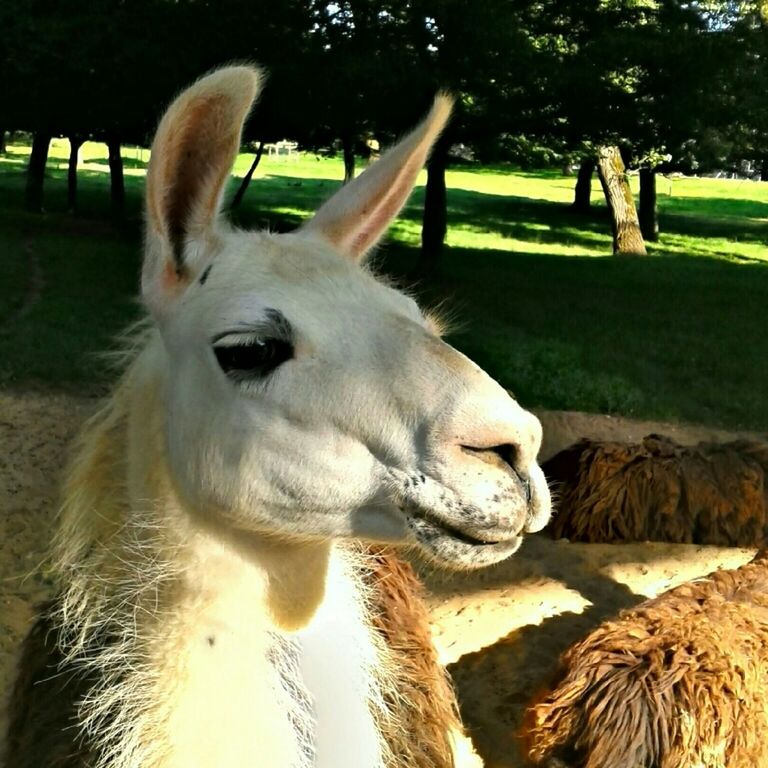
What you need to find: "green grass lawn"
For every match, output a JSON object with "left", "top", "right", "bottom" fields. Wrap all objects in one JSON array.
[{"left": 1, "top": 139, "right": 767, "bottom": 431}]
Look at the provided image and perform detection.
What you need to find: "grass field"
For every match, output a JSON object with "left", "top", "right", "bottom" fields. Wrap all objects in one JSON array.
[{"left": 1, "top": 138, "right": 767, "bottom": 430}]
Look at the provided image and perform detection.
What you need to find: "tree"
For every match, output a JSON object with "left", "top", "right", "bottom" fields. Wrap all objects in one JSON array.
[
  {"left": 406, "top": 0, "right": 551, "bottom": 271},
  {"left": 572, "top": 157, "right": 596, "bottom": 213},
  {"left": 25, "top": 132, "right": 51, "bottom": 213},
  {"left": 305, "top": 0, "right": 559, "bottom": 272},
  {"left": 421, "top": 136, "right": 449, "bottom": 274},
  {"left": 683, "top": 3, "right": 768, "bottom": 176},
  {"left": 525, "top": 1, "right": 729, "bottom": 247},
  {"left": 230, "top": 142, "right": 265, "bottom": 211},
  {"left": 5, "top": 0, "right": 108, "bottom": 211},
  {"left": 66, "top": 135, "right": 85, "bottom": 213},
  {"left": 4, "top": 0, "right": 295, "bottom": 213},
  {"left": 597, "top": 145, "right": 647, "bottom": 255}
]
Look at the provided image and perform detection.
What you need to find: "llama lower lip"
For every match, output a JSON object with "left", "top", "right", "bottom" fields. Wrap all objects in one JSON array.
[
  {"left": 407, "top": 507, "right": 517, "bottom": 548},
  {"left": 428, "top": 519, "right": 500, "bottom": 546},
  {"left": 407, "top": 513, "right": 524, "bottom": 568}
]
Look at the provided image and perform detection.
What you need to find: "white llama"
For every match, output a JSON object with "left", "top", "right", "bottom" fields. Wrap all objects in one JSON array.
[{"left": 6, "top": 66, "right": 551, "bottom": 768}]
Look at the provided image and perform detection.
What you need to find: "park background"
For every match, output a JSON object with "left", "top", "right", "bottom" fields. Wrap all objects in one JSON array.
[
  {"left": 3, "top": 0, "right": 768, "bottom": 432},
  {"left": 4, "top": 3, "right": 768, "bottom": 765}
]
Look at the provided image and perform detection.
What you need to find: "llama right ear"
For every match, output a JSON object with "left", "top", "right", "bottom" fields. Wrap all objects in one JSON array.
[
  {"left": 142, "top": 66, "right": 262, "bottom": 316},
  {"left": 300, "top": 94, "right": 453, "bottom": 262}
]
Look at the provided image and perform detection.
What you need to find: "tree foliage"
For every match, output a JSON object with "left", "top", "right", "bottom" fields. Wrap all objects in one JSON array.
[{"left": 3, "top": 0, "right": 768, "bottom": 252}]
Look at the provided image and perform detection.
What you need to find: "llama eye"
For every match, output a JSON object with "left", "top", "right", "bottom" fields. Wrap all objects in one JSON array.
[{"left": 213, "top": 337, "right": 293, "bottom": 379}]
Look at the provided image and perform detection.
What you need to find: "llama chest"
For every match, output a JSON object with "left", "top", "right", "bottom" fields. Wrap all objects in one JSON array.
[{"left": 164, "top": 546, "right": 386, "bottom": 768}]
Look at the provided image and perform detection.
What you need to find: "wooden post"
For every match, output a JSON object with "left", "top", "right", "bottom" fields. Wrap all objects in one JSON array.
[
  {"left": 230, "top": 141, "right": 265, "bottom": 211},
  {"left": 67, "top": 135, "right": 84, "bottom": 213},
  {"left": 342, "top": 134, "right": 355, "bottom": 184}
]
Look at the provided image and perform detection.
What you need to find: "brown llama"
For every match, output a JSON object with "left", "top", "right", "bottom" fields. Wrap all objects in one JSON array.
[
  {"left": 544, "top": 434, "right": 768, "bottom": 545},
  {"left": 525, "top": 549, "right": 768, "bottom": 768},
  {"left": 5, "top": 66, "right": 551, "bottom": 767}
]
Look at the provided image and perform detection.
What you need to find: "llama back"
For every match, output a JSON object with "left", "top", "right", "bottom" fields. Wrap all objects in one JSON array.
[
  {"left": 544, "top": 435, "right": 768, "bottom": 546},
  {"left": 363, "top": 546, "right": 463, "bottom": 767},
  {"left": 525, "top": 553, "right": 768, "bottom": 768},
  {"left": 6, "top": 601, "right": 98, "bottom": 768}
]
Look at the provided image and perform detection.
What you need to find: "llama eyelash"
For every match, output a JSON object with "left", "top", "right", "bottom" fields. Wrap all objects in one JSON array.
[
  {"left": 211, "top": 309, "right": 295, "bottom": 382},
  {"left": 213, "top": 334, "right": 294, "bottom": 382},
  {"left": 210, "top": 307, "right": 294, "bottom": 346}
]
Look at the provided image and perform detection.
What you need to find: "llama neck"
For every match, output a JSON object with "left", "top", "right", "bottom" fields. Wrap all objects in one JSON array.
[
  {"left": 163, "top": 536, "right": 389, "bottom": 768},
  {"left": 67, "top": 524, "right": 387, "bottom": 768},
  {"left": 53, "top": 341, "right": 389, "bottom": 768},
  {"left": 163, "top": 533, "right": 313, "bottom": 768}
]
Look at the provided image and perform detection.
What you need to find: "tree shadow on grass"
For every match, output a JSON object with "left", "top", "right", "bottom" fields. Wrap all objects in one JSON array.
[
  {"left": 405, "top": 190, "right": 611, "bottom": 253},
  {"left": 0, "top": 150, "right": 150, "bottom": 172},
  {"left": 407, "top": 186, "right": 768, "bottom": 260},
  {"left": 661, "top": 207, "right": 768, "bottom": 245},
  {"left": 226, "top": 172, "right": 611, "bottom": 251},
  {"left": 5, "top": 161, "right": 767, "bottom": 260},
  {"left": 389, "top": 243, "right": 768, "bottom": 430},
  {"left": 1, "top": 166, "right": 768, "bottom": 428},
  {"left": 660, "top": 192, "right": 768, "bottom": 221}
]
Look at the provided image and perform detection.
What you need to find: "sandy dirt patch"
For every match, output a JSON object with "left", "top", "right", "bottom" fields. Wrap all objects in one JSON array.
[{"left": 0, "top": 389, "right": 762, "bottom": 765}]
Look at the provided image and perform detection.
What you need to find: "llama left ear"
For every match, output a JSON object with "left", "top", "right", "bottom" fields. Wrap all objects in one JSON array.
[
  {"left": 300, "top": 93, "right": 453, "bottom": 262},
  {"left": 143, "top": 65, "right": 262, "bottom": 315}
]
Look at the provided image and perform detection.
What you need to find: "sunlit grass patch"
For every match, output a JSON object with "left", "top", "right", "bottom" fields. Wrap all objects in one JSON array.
[{"left": 1, "top": 140, "right": 767, "bottom": 429}]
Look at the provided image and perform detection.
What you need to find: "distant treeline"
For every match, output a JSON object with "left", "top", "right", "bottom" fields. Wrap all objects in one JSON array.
[{"left": 3, "top": 1, "right": 767, "bottom": 262}]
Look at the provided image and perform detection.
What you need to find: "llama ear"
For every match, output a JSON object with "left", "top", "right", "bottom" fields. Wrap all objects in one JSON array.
[
  {"left": 142, "top": 65, "right": 262, "bottom": 313},
  {"left": 300, "top": 93, "right": 453, "bottom": 262}
]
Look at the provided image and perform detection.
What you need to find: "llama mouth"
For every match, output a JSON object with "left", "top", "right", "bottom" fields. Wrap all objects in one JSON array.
[
  {"left": 409, "top": 507, "right": 504, "bottom": 546},
  {"left": 384, "top": 466, "right": 530, "bottom": 564},
  {"left": 405, "top": 505, "right": 524, "bottom": 566}
]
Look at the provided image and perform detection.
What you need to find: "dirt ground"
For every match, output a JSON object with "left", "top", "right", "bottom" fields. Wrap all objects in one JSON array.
[{"left": 0, "top": 389, "right": 763, "bottom": 766}]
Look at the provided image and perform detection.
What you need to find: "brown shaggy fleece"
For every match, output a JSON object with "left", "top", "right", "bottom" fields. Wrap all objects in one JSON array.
[
  {"left": 7, "top": 549, "right": 459, "bottom": 768},
  {"left": 5, "top": 600, "right": 97, "bottom": 768},
  {"left": 5, "top": 546, "right": 461, "bottom": 768},
  {"left": 543, "top": 434, "right": 768, "bottom": 545},
  {"left": 524, "top": 550, "right": 768, "bottom": 768},
  {"left": 364, "top": 545, "right": 462, "bottom": 768}
]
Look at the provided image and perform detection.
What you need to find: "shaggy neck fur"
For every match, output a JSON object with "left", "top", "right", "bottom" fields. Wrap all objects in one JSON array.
[{"left": 52, "top": 333, "right": 395, "bottom": 768}]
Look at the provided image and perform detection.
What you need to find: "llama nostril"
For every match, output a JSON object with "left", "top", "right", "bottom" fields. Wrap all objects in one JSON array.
[
  {"left": 461, "top": 443, "right": 531, "bottom": 501},
  {"left": 461, "top": 443, "right": 519, "bottom": 470},
  {"left": 490, "top": 443, "right": 518, "bottom": 471}
]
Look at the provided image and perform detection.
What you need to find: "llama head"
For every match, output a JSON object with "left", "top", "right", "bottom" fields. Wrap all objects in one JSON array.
[{"left": 143, "top": 65, "right": 550, "bottom": 573}]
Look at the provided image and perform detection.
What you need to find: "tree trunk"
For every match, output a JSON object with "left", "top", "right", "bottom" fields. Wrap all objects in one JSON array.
[
  {"left": 67, "top": 135, "right": 84, "bottom": 213},
  {"left": 342, "top": 134, "right": 355, "bottom": 184},
  {"left": 596, "top": 145, "right": 647, "bottom": 256},
  {"left": 230, "top": 141, "right": 265, "bottom": 211},
  {"left": 571, "top": 157, "right": 595, "bottom": 213},
  {"left": 106, "top": 134, "right": 125, "bottom": 219},
  {"left": 761, "top": 156, "right": 768, "bottom": 182},
  {"left": 25, "top": 131, "right": 51, "bottom": 212},
  {"left": 639, "top": 167, "right": 659, "bottom": 242},
  {"left": 420, "top": 139, "right": 448, "bottom": 275},
  {"left": 0, "top": 130, "right": 6, "bottom": 154}
]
